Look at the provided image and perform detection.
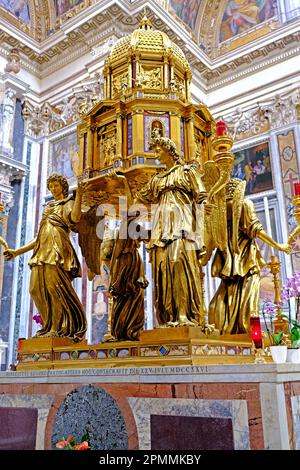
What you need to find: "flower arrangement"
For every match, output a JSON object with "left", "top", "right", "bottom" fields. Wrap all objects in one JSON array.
[
  {"left": 261, "top": 300, "right": 286, "bottom": 345},
  {"left": 55, "top": 434, "right": 90, "bottom": 450},
  {"left": 33, "top": 313, "right": 43, "bottom": 325},
  {"left": 261, "top": 271, "right": 300, "bottom": 347}
]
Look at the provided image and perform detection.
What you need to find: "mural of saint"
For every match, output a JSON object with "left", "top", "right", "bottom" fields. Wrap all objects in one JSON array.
[
  {"left": 49, "top": 133, "right": 79, "bottom": 187},
  {"left": 232, "top": 141, "right": 273, "bottom": 196},
  {"left": 0, "top": 0, "right": 30, "bottom": 24},
  {"left": 169, "top": 0, "right": 202, "bottom": 30},
  {"left": 54, "top": 0, "right": 84, "bottom": 17},
  {"left": 219, "top": 0, "right": 277, "bottom": 42}
]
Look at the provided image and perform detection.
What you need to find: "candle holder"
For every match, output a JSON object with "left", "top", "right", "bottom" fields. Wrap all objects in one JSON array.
[
  {"left": 205, "top": 123, "right": 235, "bottom": 209},
  {"left": 250, "top": 315, "right": 266, "bottom": 363},
  {"left": 253, "top": 347, "right": 266, "bottom": 364},
  {"left": 267, "top": 255, "right": 289, "bottom": 334},
  {"left": 288, "top": 194, "right": 300, "bottom": 245},
  {"left": 211, "top": 121, "right": 234, "bottom": 170}
]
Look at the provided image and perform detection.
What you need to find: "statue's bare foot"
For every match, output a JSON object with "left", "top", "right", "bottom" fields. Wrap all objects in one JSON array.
[
  {"left": 44, "top": 331, "right": 59, "bottom": 338},
  {"left": 166, "top": 321, "right": 179, "bottom": 327},
  {"left": 202, "top": 323, "right": 215, "bottom": 335},
  {"left": 155, "top": 322, "right": 176, "bottom": 328},
  {"left": 102, "top": 334, "right": 117, "bottom": 342},
  {"left": 178, "top": 316, "right": 198, "bottom": 327},
  {"left": 35, "top": 331, "right": 59, "bottom": 338}
]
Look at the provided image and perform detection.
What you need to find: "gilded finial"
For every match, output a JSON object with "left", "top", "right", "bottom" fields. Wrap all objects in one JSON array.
[{"left": 139, "top": 11, "right": 152, "bottom": 30}]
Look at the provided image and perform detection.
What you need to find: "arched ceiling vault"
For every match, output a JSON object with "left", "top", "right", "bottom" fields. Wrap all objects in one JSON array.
[
  {"left": 0, "top": 1, "right": 299, "bottom": 88},
  {"left": 0, "top": 0, "right": 285, "bottom": 48}
]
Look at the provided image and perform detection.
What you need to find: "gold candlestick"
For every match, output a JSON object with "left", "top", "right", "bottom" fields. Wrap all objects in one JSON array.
[
  {"left": 288, "top": 195, "right": 300, "bottom": 245},
  {"left": 267, "top": 255, "right": 289, "bottom": 334}
]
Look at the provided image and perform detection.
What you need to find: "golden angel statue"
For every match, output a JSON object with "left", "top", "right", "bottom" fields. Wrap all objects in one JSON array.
[
  {"left": 99, "top": 171, "right": 149, "bottom": 342},
  {"left": 4, "top": 174, "right": 103, "bottom": 341},
  {"left": 135, "top": 136, "right": 207, "bottom": 328},
  {"left": 202, "top": 169, "right": 292, "bottom": 335}
]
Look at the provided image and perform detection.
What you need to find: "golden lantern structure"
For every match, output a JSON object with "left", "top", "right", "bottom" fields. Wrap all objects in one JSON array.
[
  {"left": 77, "top": 15, "right": 214, "bottom": 202},
  {"left": 17, "top": 16, "right": 277, "bottom": 370}
]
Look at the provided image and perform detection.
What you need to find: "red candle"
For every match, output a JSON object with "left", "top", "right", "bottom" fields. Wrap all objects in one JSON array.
[
  {"left": 215, "top": 120, "right": 227, "bottom": 137},
  {"left": 294, "top": 182, "right": 300, "bottom": 196},
  {"left": 250, "top": 316, "right": 263, "bottom": 349}
]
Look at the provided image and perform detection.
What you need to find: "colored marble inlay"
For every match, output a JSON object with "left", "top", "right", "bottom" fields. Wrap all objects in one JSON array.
[
  {"left": 128, "top": 397, "right": 250, "bottom": 450},
  {"left": 151, "top": 415, "right": 234, "bottom": 450},
  {"left": 127, "top": 116, "right": 132, "bottom": 155},
  {"left": 180, "top": 118, "right": 184, "bottom": 156},
  {"left": 0, "top": 394, "right": 53, "bottom": 450},
  {"left": 291, "top": 395, "right": 300, "bottom": 449},
  {"left": 0, "top": 407, "right": 38, "bottom": 450}
]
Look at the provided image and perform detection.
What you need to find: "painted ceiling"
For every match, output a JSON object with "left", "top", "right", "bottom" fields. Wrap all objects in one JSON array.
[
  {"left": 0, "top": 0, "right": 299, "bottom": 80},
  {"left": 0, "top": 0, "right": 293, "bottom": 50}
]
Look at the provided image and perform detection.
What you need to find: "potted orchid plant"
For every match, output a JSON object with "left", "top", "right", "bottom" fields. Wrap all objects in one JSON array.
[
  {"left": 280, "top": 272, "right": 300, "bottom": 362},
  {"left": 260, "top": 300, "right": 288, "bottom": 363},
  {"left": 261, "top": 271, "right": 300, "bottom": 363}
]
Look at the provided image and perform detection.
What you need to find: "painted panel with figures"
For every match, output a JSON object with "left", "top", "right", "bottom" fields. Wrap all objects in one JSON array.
[
  {"left": 233, "top": 141, "right": 273, "bottom": 196},
  {"left": 0, "top": 0, "right": 30, "bottom": 24},
  {"left": 54, "top": 0, "right": 84, "bottom": 17},
  {"left": 48, "top": 132, "right": 80, "bottom": 188},
  {"left": 169, "top": 0, "right": 202, "bottom": 30},
  {"left": 220, "top": 0, "right": 277, "bottom": 42}
]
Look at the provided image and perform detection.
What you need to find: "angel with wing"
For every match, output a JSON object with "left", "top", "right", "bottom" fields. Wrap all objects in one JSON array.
[
  {"left": 4, "top": 173, "right": 103, "bottom": 341},
  {"left": 202, "top": 163, "right": 291, "bottom": 335}
]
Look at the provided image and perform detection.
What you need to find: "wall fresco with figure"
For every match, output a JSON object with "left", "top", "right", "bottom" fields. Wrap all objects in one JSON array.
[
  {"left": 48, "top": 132, "right": 79, "bottom": 188},
  {"left": 219, "top": 0, "right": 277, "bottom": 42},
  {"left": 277, "top": 129, "right": 300, "bottom": 272},
  {"left": 232, "top": 141, "right": 273, "bottom": 196},
  {"left": 169, "top": 0, "right": 202, "bottom": 30},
  {"left": 54, "top": 0, "right": 84, "bottom": 17},
  {"left": 0, "top": 0, "right": 30, "bottom": 24}
]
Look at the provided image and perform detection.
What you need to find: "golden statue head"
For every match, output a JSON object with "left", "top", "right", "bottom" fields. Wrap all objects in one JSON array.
[
  {"left": 47, "top": 174, "right": 69, "bottom": 198},
  {"left": 225, "top": 177, "right": 245, "bottom": 200},
  {"left": 149, "top": 136, "right": 183, "bottom": 163}
]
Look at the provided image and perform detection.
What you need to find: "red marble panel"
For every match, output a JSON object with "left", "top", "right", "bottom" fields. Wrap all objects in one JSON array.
[
  {"left": 0, "top": 407, "right": 38, "bottom": 450},
  {"left": 150, "top": 415, "right": 234, "bottom": 450}
]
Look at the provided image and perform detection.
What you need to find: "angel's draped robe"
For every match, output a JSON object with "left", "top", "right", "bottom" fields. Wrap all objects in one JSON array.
[
  {"left": 137, "top": 163, "right": 206, "bottom": 326},
  {"left": 29, "top": 197, "right": 87, "bottom": 340},
  {"left": 209, "top": 198, "right": 265, "bottom": 334}
]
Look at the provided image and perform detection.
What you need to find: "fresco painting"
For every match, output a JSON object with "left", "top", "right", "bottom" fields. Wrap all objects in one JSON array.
[
  {"left": 220, "top": 0, "right": 277, "bottom": 42},
  {"left": 48, "top": 132, "right": 79, "bottom": 188},
  {"left": 232, "top": 141, "right": 273, "bottom": 196},
  {"left": 169, "top": 0, "right": 202, "bottom": 30},
  {"left": 54, "top": 0, "right": 84, "bottom": 17},
  {"left": 0, "top": 0, "right": 30, "bottom": 24}
]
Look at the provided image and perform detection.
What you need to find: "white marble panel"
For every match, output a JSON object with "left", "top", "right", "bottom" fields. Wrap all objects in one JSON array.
[
  {"left": 291, "top": 395, "right": 300, "bottom": 450},
  {"left": 128, "top": 397, "right": 250, "bottom": 450},
  {"left": 260, "top": 383, "right": 290, "bottom": 449}
]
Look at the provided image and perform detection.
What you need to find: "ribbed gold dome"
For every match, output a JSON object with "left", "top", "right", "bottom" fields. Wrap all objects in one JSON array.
[{"left": 109, "top": 15, "right": 190, "bottom": 72}]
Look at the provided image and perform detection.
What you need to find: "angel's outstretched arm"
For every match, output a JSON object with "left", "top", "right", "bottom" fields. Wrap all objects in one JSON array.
[
  {"left": 107, "top": 170, "right": 133, "bottom": 205},
  {"left": 288, "top": 226, "right": 300, "bottom": 245},
  {"left": 4, "top": 237, "right": 37, "bottom": 260},
  {"left": 71, "top": 181, "right": 89, "bottom": 223}
]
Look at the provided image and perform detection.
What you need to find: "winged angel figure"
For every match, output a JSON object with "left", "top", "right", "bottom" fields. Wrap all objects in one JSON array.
[
  {"left": 3, "top": 171, "right": 148, "bottom": 342},
  {"left": 202, "top": 161, "right": 291, "bottom": 335}
]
